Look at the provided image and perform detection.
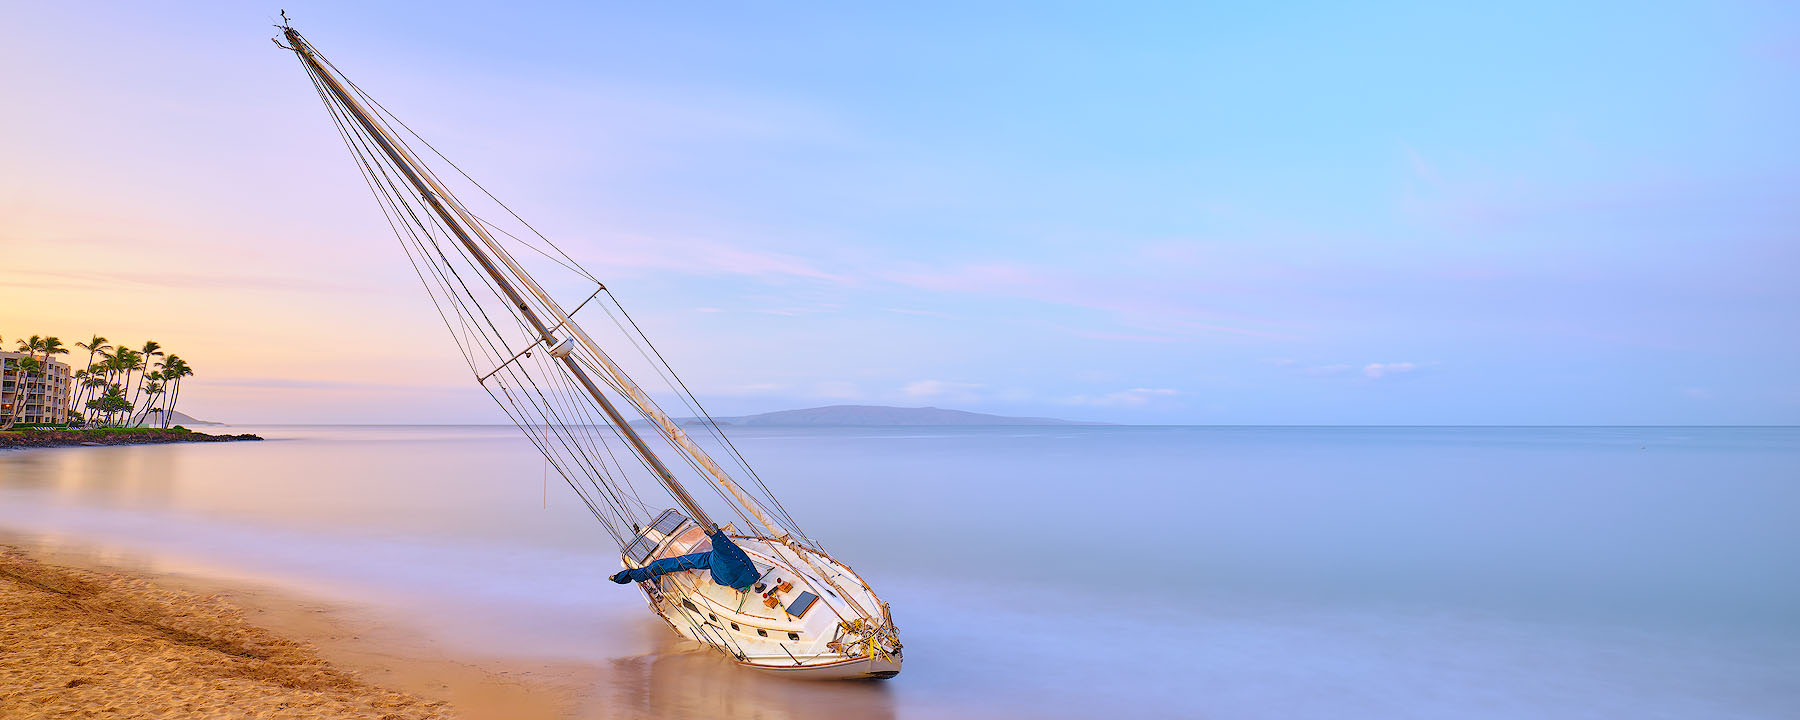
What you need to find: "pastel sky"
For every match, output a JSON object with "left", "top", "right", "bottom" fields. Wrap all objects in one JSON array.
[{"left": 3, "top": 1, "right": 1796, "bottom": 424}]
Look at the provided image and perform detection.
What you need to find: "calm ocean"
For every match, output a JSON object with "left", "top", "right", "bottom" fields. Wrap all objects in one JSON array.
[{"left": 3, "top": 425, "right": 1797, "bottom": 719}]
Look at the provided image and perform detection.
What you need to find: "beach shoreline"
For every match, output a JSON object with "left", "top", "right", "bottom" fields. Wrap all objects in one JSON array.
[
  {"left": 0, "top": 545, "right": 585, "bottom": 720},
  {"left": 0, "top": 428, "right": 262, "bottom": 450}
]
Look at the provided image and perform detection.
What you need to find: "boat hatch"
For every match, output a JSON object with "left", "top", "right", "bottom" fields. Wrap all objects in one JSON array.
[
  {"left": 649, "top": 509, "right": 687, "bottom": 536},
  {"left": 623, "top": 536, "right": 657, "bottom": 564},
  {"left": 786, "top": 591, "right": 819, "bottom": 618}
]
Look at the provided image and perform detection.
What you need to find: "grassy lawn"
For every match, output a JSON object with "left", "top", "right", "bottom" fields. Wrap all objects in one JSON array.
[{"left": 3, "top": 426, "right": 192, "bottom": 435}]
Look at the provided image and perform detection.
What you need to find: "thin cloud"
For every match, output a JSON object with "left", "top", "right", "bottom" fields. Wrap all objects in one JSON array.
[
  {"left": 1068, "top": 387, "right": 1180, "bottom": 407},
  {"left": 206, "top": 377, "right": 466, "bottom": 392},
  {"left": 587, "top": 236, "right": 852, "bottom": 284},
  {"left": 0, "top": 268, "right": 366, "bottom": 294},
  {"left": 1363, "top": 362, "right": 1420, "bottom": 379},
  {"left": 882, "top": 307, "right": 954, "bottom": 318},
  {"left": 902, "top": 380, "right": 985, "bottom": 402}
]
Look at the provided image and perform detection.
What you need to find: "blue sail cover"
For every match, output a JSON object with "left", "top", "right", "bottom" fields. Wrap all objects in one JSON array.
[{"left": 611, "top": 530, "right": 758, "bottom": 590}]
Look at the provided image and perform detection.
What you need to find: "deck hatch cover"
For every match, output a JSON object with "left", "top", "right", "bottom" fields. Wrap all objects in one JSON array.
[
  {"left": 650, "top": 509, "right": 687, "bottom": 536},
  {"left": 786, "top": 591, "right": 819, "bottom": 618},
  {"left": 623, "top": 536, "right": 657, "bottom": 564}
]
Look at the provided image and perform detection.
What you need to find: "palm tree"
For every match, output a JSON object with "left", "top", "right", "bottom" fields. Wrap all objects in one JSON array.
[
  {"left": 39, "top": 337, "right": 68, "bottom": 423},
  {"left": 131, "top": 375, "right": 166, "bottom": 427},
  {"left": 7, "top": 337, "right": 44, "bottom": 429},
  {"left": 72, "top": 335, "right": 110, "bottom": 417},
  {"left": 107, "top": 348, "right": 142, "bottom": 426},
  {"left": 87, "top": 383, "right": 131, "bottom": 426},
  {"left": 3, "top": 357, "right": 43, "bottom": 428},
  {"left": 84, "top": 349, "right": 115, "bottom": 424},
  {"left": 77, "top": 372, "right": 108, "bottom": 426},
  {"left": 127, "top": 341, "right": 163, "bottom": 418},
  {"left": 159, "top": 355, "right": 194, "bottom": 428},
  {"left": 15, "top": 335, "right": 45, "bottom": 370},
  {"left": 101, "top": 351, "right": 137, "bottom": 427}
]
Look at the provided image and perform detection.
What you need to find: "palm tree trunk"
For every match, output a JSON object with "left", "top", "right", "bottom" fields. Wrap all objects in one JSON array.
[
  {"left": 164, "top": 379, "right": 178, "bottom": 428},
  {"left": 3, "top": 367, "right": 16, "bottom": 429}
]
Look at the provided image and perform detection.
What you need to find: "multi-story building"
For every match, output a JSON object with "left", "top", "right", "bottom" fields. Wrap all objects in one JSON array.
[{"left": 1, "top": 351, "right": 73, "bottom": 424}]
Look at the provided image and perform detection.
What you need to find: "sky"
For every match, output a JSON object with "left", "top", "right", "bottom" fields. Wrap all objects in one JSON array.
[{"left": 2, "top": 1, "right": 1796, "bottom": 424}]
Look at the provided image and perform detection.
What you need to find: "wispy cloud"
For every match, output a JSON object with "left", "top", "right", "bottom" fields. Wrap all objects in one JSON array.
[
  {"left": 887, "top": 260, "right": 1291, "bottom": 341},
  {"left": 206, "top": 376, "right": 465, "bottom": 392},
  {"left": 1363, "top": 362, "right": 1419, "bottom": 379},
  {"left": 882, "top": 307, "right": 954, "bottom": 318},
  {"left": 813, "top": 380, "right": 864, "bottom": 399},
  {"left": 1067, "top": 387, "right": 1180, "bottom": 407},
  {"left": 1294, "top": 361, "right": 1427, "bottom": 380},
  {"left": 0, "top": 268, "right": 366, "bottom": 294},
  {"left": 584, "top": 236, "right": 853, "bottom": 284},
  {"left": 902, "top": 379, "right": 985, "bottom": 403}
]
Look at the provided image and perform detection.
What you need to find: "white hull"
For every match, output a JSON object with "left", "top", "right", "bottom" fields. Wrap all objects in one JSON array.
[{"left": 626, "top": 514, "right": 903, "bottom": 680}]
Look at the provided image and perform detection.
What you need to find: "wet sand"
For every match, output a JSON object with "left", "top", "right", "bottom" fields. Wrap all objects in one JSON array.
[{"left": 0, "top": 546, "right": 587, "bottom": 720}]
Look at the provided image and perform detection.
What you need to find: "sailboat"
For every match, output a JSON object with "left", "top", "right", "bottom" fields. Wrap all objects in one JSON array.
[{"left": 274, "top": 17, "right": 902, "bottom": 679}]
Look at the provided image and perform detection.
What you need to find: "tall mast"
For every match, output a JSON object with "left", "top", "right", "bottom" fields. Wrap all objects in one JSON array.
[{"left": 281, "top": 27, "right": 727, "bottom": 532}]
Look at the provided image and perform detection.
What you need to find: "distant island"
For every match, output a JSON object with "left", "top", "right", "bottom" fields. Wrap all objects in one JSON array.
[
  {"left": 161, "top": 410, "right": 222, "bottom": 426},
  {"left": 664, "top": 404, "right": 1101, "bottom": 427}
]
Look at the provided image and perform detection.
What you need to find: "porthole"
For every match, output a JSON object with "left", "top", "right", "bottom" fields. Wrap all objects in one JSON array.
[
  {"left": 787, "top": 632, "right": 800, "bottom": 641},
  {"left": 708, "top": 613, "right": 717, "bottom": 620},
  {"left": 731, "top": 623, "right": 740, "bottom": 631},
  {"left": 756, "top": 629, "right": 768, "bottom": 637}
]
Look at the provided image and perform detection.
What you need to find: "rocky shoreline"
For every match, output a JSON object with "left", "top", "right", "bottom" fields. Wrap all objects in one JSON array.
[{"left": 0, "top": 429, "right": 262, "bottom": 449}]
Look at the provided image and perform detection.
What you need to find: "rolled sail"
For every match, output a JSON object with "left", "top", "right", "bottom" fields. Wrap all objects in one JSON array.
[{"left": 611, "top": 530, "right": 757, "bottom": 590}]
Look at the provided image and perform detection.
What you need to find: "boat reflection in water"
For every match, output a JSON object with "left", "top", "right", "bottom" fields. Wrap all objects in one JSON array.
[{"left": 603, "top": 639, "right": 898, "bottom": 720}]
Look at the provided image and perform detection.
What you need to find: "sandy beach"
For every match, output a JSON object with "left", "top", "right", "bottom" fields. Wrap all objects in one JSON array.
[{"left": 0, "top": 546, "right": 584, "bottom": 720}]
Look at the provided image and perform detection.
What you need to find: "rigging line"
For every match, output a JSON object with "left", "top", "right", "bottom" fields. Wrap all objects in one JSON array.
[
  {"left": 576, "top": 312, "right": 778, "bottom": 536},
  {"left": 575, "top": 352, "right": 760, "bottom": 536},
  {"left": 322, "top": 86, "right": 484, "bottom": 382},
  {"left": 599, "top": 294, "right": 809, "bottom": 543},
  {"left": 520, "top": 350, "right": 641, "bottom": 531},
  {"left": 579, "top": 392, "right": 655, "bottom": 519},
  {"left": 340, "top": 108, "right": 624, "bottom": 541},
  {"left": 534, "top": 349, "right": 652, "bottom": 521},
  {"left": 323, "top": 78, "right": 511, "bottom": 359},
  {"left": 485, "top": 359, "right": 619, "bottom": 535},
  {"left": 489, "top": 378, "right": 620, "bottom": 540},
  {"left": 583, "top": 372, "right": 680, "bottom": 520},
  {"left": 316, "top": 47, "right": 601, "bottom": 284},
  {"left": 356, "top": 122, "right": 522, "bottom": 386},
  {"left": 466, "top": 209, "right": 596, "bottom": 284},
  {"left": 361, "top": 122, "right": 755, "bottom": 533},
  {"left": 525, "top": 338, "right": 698, "bottom": 529},
  {"left": 303, "top": 58, "right": 620, "bottom": 542},
  {"left": 309, "top": 41, "right": 765, "bottom": 545},
  {"left": 313, "top": 44, "right": 569, "bottom": 334},
  {"left": 560, "top": 394, "right": 649, "bottom": 530},
  {"left": 325, "top": 57, "right": 587, "bottom": 332},
  {"left": 485, "top": 328, "right": 634, "bottom": 531},
  {"left": 309, "top": 59, "right": 509, "bottom": 402},
  {"left": 602, "top": 289, "right": 810, "bottom": 541},
  {"left": 562, "top": 350, "right": 684, "bottom": 509}
]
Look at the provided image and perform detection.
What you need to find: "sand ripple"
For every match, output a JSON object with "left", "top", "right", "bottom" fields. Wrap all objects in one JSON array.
[{"left": 0, "top": 549, "right": 448, "bottom": 719}]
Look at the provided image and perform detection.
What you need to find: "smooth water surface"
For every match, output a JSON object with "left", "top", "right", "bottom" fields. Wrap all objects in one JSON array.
[{"left": 3, "top": 425, "right": 1797, "bottom": 719}]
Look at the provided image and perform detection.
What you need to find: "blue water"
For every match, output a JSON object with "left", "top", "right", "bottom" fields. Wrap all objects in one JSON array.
[{"left": 2, "top": 425, "right": 1797, "bottom": 718}]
